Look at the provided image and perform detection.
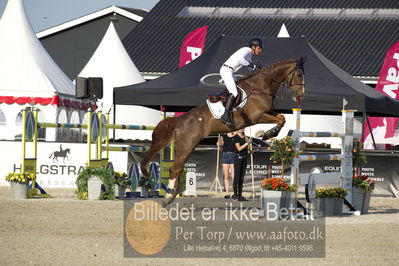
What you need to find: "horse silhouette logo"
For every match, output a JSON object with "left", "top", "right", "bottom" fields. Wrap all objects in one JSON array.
[{"left": 49, "top": 145, "right": 71, "bottom": 163}]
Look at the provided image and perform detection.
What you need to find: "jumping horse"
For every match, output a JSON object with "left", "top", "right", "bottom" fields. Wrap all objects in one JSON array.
[{"left": 141, "top": 58, "right": 305, "bottom": 206}]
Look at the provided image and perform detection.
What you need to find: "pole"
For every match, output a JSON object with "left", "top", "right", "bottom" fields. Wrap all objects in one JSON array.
[
  {"left": 105, "top": 112, "right": 110, "bottom": 160},
  {"left": 32, "top": 108, "right": 39, "bottom": 190},
  {"left": 366, "top": 115, "right": 377, "bottom": 150},
  {"left": 210, "top": 134, "right": 223, "bottom": 193},
  {"left": 248, "top": 127, "right": 256, "bottom": 198},
  {"left": 21, "top": 108, "right": 27, "bottom": 174},
  {"left": 97, "top": 110, "right": 102, "bottom": 160},
  {"left": 87, "top": 108, "right": 92, "bottom": 165}
]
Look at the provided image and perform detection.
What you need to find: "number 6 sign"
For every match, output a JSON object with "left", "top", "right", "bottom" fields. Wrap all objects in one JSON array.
[{"left": 185, "top": 172, "right": 196, "bottom": 196}]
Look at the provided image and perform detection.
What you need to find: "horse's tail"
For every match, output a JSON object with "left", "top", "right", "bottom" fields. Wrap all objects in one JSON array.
[
  {"left": 49, "top": 152, "right": 53, "bottom": 159},
  {"left": 140, "top": 117, "right": 178, "bottom": 178}
]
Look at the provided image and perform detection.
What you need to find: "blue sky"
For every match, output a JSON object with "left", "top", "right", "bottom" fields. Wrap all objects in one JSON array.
[{"left": 0, "top": 0, "right": 159, "bottom": 32}]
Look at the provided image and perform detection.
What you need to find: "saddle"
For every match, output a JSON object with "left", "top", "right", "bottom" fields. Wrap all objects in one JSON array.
[{"left": 207, "top": 87, "right": 243, "bottom": 107}]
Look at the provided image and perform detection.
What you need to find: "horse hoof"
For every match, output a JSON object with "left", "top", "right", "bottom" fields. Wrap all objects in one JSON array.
[
  {"left": 161, "top": 200, "right": 168, "bottom": 208},
  {"left": 255, "top": 130, "right": 265, "bottom": 138}
]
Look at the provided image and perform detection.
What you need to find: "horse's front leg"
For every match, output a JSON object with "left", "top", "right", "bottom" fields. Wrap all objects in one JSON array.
[{"left": 255, "top": 112, "right": 286, "bottom": 140}]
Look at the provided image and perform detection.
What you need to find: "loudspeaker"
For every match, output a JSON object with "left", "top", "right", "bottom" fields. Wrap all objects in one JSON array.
[
  {"left": 88, "top": 77, "right": 103, "bottom": 99},
  {"left": 75, "top": 77, "right": 88, "bottom": 99}
]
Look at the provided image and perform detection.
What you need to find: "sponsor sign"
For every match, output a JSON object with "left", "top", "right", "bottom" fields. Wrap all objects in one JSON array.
[{"left": 0, "top": 141, "right": 127, "bottom": 188}]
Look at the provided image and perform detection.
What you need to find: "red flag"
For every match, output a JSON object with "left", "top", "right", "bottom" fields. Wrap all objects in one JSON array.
[
  {"left": 179, "top": 26, "right": 208, "bottom": 68},
  {"left": 363, "top": 41, "right": 399, "bottom": 149}
]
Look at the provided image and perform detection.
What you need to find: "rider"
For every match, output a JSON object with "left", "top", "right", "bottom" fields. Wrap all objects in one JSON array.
[{"left": 220, "top": 38, "right": 263, "bottom": 126}]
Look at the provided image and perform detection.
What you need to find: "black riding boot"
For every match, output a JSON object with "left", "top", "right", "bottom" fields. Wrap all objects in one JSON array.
[
  {"left": 238, "top": 182, "right": 247, "bottom": 201},
  {"left": 220, "top": 94, "right": 235, "bottom": 127}
]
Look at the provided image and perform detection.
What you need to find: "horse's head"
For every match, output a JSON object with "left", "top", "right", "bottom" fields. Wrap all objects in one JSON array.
[{"left": 281, "top": 57, "right": 306, "bottom": 102}]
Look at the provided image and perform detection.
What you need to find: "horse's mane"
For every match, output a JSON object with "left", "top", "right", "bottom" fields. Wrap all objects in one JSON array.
[{"left": 237, "top": 59, "right": 297, "bottom": 83}]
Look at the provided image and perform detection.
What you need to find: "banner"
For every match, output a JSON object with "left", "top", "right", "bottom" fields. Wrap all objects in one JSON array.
[
  {"left": 179, "top": 26, "right": 208, "bottom": 68},
  {"left": 0, "top": 141, "right": 127, "bottom": 188},
  {"left": 363, "top": 41, "right": 399, "bottom": 149}
]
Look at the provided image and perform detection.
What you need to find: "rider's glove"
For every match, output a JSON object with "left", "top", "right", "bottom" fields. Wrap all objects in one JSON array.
[{"left": 248, "top": 63, "right": 257, "bottom": 70}]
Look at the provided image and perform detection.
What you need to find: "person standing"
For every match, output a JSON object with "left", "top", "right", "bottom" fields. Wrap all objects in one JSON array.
[
  {"left": 233, "top": 128, "right": 251, "bottom": 201},
  {"left": 217, "top": 132, "right": 236, "bottom": 199},
  {"left": 219, "top": 38, "right": 263, "bottom": 126}
]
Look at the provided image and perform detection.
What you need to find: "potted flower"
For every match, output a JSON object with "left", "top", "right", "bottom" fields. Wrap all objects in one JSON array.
[
  {"left": 114, "top": 171, "right": 130, "bottom": 199},
  {"left": 269, "top": 136, "right": 300, "bottom": 178},
  {"left": 5, "top": 172, "right": 36, "bottom": 199},
  {"left": 260, "top": 177, "right": 298, "bottom": 218},
  {"left": 75, "top": 166, "right": 115, "bottom": 200},
  {"left": 352, "top": 175, "right": 375, "bottom": 214},
  {"left": 315, "top": 187, "right": 347, "bottom": 216}
]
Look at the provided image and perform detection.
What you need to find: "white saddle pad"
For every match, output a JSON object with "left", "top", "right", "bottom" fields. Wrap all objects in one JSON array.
[{"left": 206, "top": 88, "right": 248, "bottom": 119}]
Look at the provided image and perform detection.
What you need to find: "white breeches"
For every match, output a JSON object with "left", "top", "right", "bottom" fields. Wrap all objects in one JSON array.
[{"left": 220, "top": 66, "right": 238, "bottom": 97}]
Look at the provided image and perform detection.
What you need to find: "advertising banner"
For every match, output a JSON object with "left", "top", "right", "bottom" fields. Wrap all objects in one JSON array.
[
  {"left": 364, "top": 41, "right": 399, "bottom": 149},
  {"left": 179, "top": 26, "right": 208, "bottom": 68}
]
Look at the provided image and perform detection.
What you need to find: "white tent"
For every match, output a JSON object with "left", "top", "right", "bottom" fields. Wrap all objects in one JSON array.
[
  {"left": 277, "top": 23, "right": 290, "bottom": 38},
  {"left": 0, "top": 0, "right": 74, "bottom": 97},
  {"left": 0, "top": 0, "right": 86, "bottom": 141},
  {"left": 78, "top": 22, "right": 161, "bottom": 140}
]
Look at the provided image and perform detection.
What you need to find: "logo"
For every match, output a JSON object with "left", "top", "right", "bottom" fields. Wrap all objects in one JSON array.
[
  {"left": 200, "top": 73, "right": 245, "bottom": 87},
  {"left": 49, "top": 144, "right": 71, "bottom": 163}
]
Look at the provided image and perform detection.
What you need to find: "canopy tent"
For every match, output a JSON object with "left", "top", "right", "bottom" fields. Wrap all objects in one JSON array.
[
  {"left": 115, "top": 36, "right": 399, "bottom": 117},
  {"left": 77, "top": 21, "right": 160, "bottom": 140}
]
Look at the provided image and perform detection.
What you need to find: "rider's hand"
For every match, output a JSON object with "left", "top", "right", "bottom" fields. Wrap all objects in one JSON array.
[{"left": 248, "top": 64, "right": 257, "bottom": 71}]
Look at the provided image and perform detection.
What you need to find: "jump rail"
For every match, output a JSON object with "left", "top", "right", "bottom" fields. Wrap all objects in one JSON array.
[{"left": 289, "top": 108, "right": 355, "bottom": 203}]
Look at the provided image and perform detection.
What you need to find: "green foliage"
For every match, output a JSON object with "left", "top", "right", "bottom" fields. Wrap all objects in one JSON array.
[
  {"left": 269, "top": 136, "right": 300, "bottom": 167},
  {"left": 178, "top": 168, "right": 187, "bottom": 193},
  {"left": 316, "top": 187, "right": 347, "bottom": 199},
  {"left": 269, "top": 136, "right": 300, "bottom": 177},
  {"left": 75, "top": 166, "right": 115, "bottom": 200},
  {"left": 139, "top": 177, "right": 153, "bottom": 191},
  {"left": 352, "top": 138, "right": 367, "bottom": 169},
  {"left": 114, "top": 172, "right": 130, "bottom": 188},
  {"left": 352, "top": 175, "right": 375, "bottom": 193}
]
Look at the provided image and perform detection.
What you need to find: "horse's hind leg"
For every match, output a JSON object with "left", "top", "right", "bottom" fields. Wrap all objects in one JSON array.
[{"left": 162, "top": 132, "right": 203, "bottom": 207}]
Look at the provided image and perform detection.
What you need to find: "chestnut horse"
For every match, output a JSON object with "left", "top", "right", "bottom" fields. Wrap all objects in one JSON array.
[{"left": 141, "top": 58, "right": 305, "bottom": 206}]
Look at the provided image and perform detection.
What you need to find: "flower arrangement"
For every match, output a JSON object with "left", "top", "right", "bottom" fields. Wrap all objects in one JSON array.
[
  {"left": 352, "top": 175, "right": 375, "bottom": 193},
  {"left": 114, "top": 172, "right": 130, "bottom": 188},
  {"left": 269, "top": 136, "right": 300, "bottom": 177},
  {"left": 352, "top": 138, "right": 367, "bottom": 173},
  {"left": 5, "top": 172, "right": 36, "bottom": 184},
  {"left": 75, "top": 166, "right": 115, "bottom": 200},
  {"left": 316, "top": 187, "right": 347, "bottom": 199},
  {"left": 261, "top": 177, "right": 298, "bottom": 192}
]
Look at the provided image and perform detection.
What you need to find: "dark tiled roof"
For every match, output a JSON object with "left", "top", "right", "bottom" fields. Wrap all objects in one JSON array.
[
  {"left": 123, "top": 0, "right": 399, "bottom": 77},
  {"left": 117, "top": 6, "right": 149, "bottom": 18}
]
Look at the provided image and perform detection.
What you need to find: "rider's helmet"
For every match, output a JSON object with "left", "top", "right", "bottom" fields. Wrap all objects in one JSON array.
[{"left": 249, "top": 38, "right": 263, "bottom": 48}]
